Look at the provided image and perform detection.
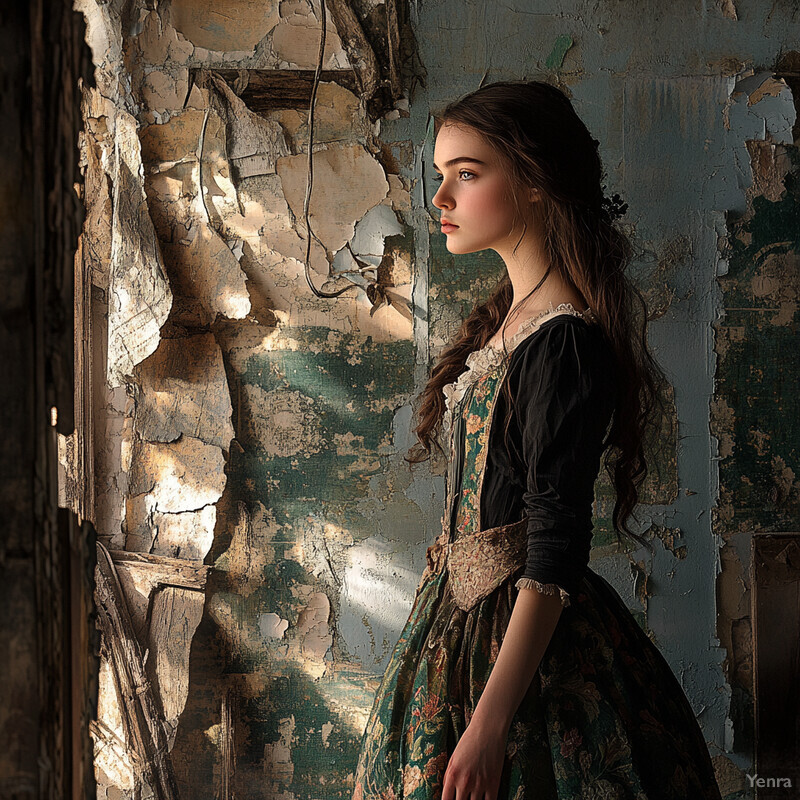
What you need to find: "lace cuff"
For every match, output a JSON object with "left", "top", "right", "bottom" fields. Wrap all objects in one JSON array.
[{"left": 515, "top": 577, "right": 571, "bottom": 608}]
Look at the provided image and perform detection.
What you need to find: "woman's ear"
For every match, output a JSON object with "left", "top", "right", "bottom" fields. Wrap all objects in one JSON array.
[{"left": 528, "top": 186, "right": 540, "bottom": 203}]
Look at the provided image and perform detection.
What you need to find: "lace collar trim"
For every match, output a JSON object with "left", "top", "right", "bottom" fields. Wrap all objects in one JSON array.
[{"left": 441, "top": 302, "right": 595, "bottom": 430}]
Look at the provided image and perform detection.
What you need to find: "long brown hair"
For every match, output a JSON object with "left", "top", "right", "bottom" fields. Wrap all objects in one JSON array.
[{"left": 405, "top": 80, "right": 670, "bottom": 552}]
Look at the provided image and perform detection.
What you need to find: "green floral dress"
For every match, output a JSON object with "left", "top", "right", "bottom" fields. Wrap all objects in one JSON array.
[{"left": 352, "top": 309, "right": 722, "bottom": 800}]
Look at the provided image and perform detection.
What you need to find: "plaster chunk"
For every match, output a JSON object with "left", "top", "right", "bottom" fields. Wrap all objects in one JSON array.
[
  {"left": 108, "top": 110, "right": 173, "bottom": 387},
  {"left": 135, "top": 332, "right": 235, "bottom": 449},
  {"left": 386, "top": 174, "right": 411, "bottom": 211},
  {"left": 160, "top": 223, "right": 252, "bottom": 324},
  {"left": 212, "top": 75, "right": 290, "bottom": 178},
  {"left": 348, "top": 203, "right": 403, "bottom": 267},
  {"left": 141, "top": 68, "right": 190, "bottom": 119},
  {"left": 168, "top": 0, "right": 281, "bottom": 52},
  {"left": 269, "top": 80, "right": 367, "bottom": 149},
  {"left": 745, "top": 140, "right": 793, "bottom": 203},
  {"left": 259, "top": 612, "right": 290, "bottom": 639},
  {"left": 150, "top": 505, "right": 217, "bottom": 561},
  {"left": 139, "top": 107, "right": 226, "bottom": 167},
  {"left": 308, "top": 81, "right": 364, "bottom": 143},
  {"left": 129, "top": 436, "right": 227, "bottom": 514},
  {"left": 295, "top": 591, "right": 333, "bottom": 664},
  {"left": 136, "top": 10, "right": 193, "bottom": 65},
  {"left": 276, "top": 143, "right": 389, "bottom": 253},
  {"left": 271, "top": 14, "right": 348, "bottom": 70}
]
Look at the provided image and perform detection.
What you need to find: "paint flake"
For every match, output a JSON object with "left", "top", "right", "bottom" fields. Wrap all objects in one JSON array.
[{"left": 276, "top": 143, "right": 389, "bottom": 253}]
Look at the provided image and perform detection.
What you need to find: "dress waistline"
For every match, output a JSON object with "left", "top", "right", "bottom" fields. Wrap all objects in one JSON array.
[{"left": 415, "top": 517, "right": 529, "bottom": 613}]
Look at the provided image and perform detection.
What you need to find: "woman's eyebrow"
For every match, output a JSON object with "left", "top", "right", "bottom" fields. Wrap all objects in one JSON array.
[{"left": 432, "top": 157, "right": 487, "bottom": 170}]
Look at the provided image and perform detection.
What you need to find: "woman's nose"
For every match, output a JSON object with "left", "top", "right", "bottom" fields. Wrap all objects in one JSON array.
[{"left": 432, "top": 184, "right": 453, "bottom": 210}]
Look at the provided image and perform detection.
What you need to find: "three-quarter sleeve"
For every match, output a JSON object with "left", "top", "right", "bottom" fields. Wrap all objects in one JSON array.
[{"left": 510, "top": 318, "right": 615, "bottom": 608}]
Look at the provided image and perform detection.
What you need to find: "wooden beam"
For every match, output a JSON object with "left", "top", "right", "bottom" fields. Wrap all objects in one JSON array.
[
  {"left": 197, "top": 68, "right": 359, "bottom": 112},
  {"left": 108, "top": 549, "right": 210, "bottom": 591},
  {"left": 95, "top": 543, "right": 179, "bottom": 800},
  {"left": 325, "top": 0, "right": 381, "bottom": 100}
]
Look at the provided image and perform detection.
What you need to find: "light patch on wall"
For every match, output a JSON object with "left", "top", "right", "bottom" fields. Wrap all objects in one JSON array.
[
  {"left": 93, "top": 657, "right": 135, "bottom": 790},
  {"left": 320, "top": 720, "right": 334, "bottom": 747},
  {"left": 341, "top": 539, "right": 419, "bottom": 632},
  {"left": 129, "top": 436, "right": 227, "bottom": 514},
  {"left": 150, "top": 505, "right": 218, "bottom": 561},
  {"left": 139, "top": 106, "right": 240, "bottom": 236},
  {"left": 74, "top": 0, "right": 128, "bottom": 102}
]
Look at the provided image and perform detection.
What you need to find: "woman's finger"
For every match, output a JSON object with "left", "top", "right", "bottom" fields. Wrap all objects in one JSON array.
[{"left": 441, "top": 767, "right": 455, "bottom": 800}]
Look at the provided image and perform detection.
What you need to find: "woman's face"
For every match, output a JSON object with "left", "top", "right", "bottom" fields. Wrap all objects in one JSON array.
[{"left": 431, "top": 122, "right": 530, "bottom": 255}]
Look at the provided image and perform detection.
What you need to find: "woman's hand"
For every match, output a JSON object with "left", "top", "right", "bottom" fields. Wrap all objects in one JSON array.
[{"left": 441, "top": 716, "right": 508, "bottom": 800}]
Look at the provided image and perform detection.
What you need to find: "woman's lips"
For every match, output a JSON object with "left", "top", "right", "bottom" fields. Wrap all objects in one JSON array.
[{"left": 441, "top": 222, "right": 459, "bottom": 233}]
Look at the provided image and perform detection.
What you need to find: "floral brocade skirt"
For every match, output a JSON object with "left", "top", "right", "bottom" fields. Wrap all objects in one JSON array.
[{"left": 351, "top": 565, "right": 723, "bottom": 800}]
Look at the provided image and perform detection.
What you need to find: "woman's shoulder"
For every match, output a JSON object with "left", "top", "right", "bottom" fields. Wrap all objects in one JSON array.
[
  {"left": 507, "top": 311, "right": 617, "bottom": 386},
  {"left": 509, "top": 309, "right": 603, "bottom": 356}
]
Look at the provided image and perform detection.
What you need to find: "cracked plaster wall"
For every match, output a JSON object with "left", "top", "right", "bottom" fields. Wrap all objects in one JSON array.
[
  {"left": 73, "top": 0, "right": 800, "bottom": 798},
  {"left": 76, "top": 0, "right": 414, "bottom": 797}
]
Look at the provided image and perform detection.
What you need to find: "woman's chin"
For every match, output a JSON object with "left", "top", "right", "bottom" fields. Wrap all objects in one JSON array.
[{"left": 444, "top": 237, "right": 479, "bottom": 255}]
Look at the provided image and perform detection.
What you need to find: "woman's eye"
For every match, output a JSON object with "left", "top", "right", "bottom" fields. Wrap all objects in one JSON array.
[{"left": 432, "top": 171, "right": 475, "bottom": 183}]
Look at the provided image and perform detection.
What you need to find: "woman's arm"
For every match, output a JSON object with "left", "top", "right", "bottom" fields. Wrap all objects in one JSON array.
[
  {"left": 441, "top": 320, "right": 614, "bottom": 800},
  {"left": 470, "top": 585, "right": 563, "bottom": 734},
  {"left": 440, "top": 587, "right": 563, "bottom": 800}
]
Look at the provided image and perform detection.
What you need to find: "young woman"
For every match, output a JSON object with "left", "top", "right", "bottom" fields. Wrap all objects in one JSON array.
[{"left": 351, "top": 81, "right": 723, "bottom": 800}]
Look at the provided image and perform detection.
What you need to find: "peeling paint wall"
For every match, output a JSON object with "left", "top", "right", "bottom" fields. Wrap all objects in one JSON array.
[
  {"left": 73, "top": 0, "right": 800, "bottom": 798},
  {"left": 76, "top": 0, "right": 415, "bottom": 797},
  {"left": 712, "top": 60, "right": 800, "bottom": 783}
]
